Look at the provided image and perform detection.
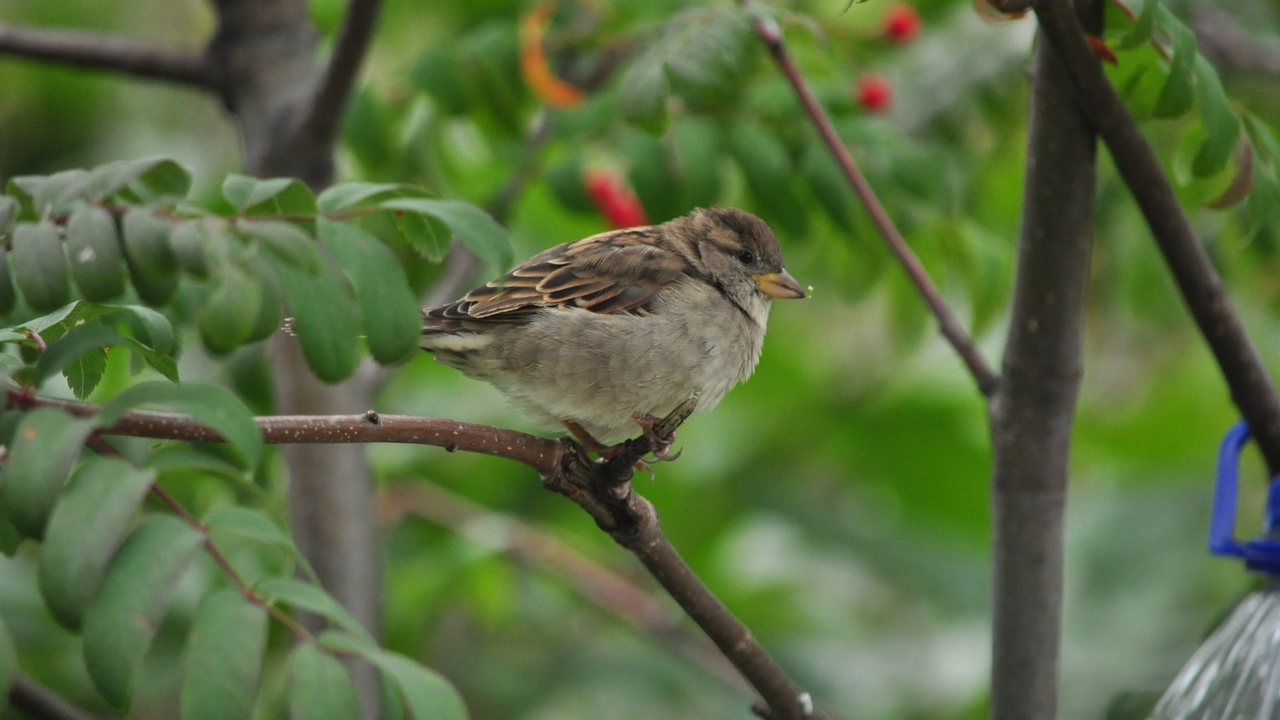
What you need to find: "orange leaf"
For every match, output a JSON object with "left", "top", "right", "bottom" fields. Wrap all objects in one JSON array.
[
  {"left": 1086, "top": 34, "right": 1118, "bottom": 65},
  {"left": 520, "top": 2, "right": 586, "bottom": 109}
]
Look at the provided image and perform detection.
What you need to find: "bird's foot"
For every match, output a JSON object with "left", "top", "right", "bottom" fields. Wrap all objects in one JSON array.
[
  {"left": 562, "top": 420, "right": 617, "bottom": 457},
  {"left": 631, "top": 413, "right": 682, "bottom": 462}
]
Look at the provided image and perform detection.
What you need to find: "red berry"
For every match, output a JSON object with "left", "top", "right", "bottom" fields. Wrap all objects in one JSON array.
[
  {"left": 855, "top": 74, "right": 893, "bottom": 113},
  {"left": 583, "top": 170, "right": 648, "bottom": 229},
  {"left": 883, "top": 3, "right": 921, "bottom": 43}
]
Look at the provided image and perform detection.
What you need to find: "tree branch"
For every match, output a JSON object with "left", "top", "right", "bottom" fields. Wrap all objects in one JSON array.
[
  {"left": 1029, "top": 0, "right": 1280, "bottom": 474},
  {"left": 989, "top": 4, "right": 1099, "bottom": 716},
  {"left": 8, "top": 388, "right": 822, "bottom": 720},
  {"left": 303, "top": 0, "right": 384, "bottom": 148},
  {"left": 741, "top": 3, "right": 1000, "bottom": 398},
  {"left": 1192, "top": 6, "right": 1280, "bottom": 77},
  {"left": 8, "top": 388, "right": 561, "bottom": 471},
  {"left": 0, "top": 24, "right": 217, "bottom": 88}
]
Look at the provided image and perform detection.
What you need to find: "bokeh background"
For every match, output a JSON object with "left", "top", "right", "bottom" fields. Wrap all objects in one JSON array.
[{"left": 3, "top": 0, "right": 1279, "bottom": 718}]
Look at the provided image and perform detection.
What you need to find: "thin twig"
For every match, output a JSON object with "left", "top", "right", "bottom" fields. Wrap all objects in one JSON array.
[
  {"left": 741, "top": 3, "right": 1000, "bottom": 397},
  {"left": 0, "top": 24, "right": 216, "bottom": 87},
  {"left": 304, "top": 0, "right": 384, "bottom": 147},
  {"left": 84, "top": 432, "right": 315, "bottom": 643},
  {"left": 1029, "top": 0, "right": 1280, "bottom": 474}
]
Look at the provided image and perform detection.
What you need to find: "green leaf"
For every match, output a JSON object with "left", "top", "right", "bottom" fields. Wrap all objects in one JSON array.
[
  {"left": 33, "top": 322, "right": 125, "bottom": 393},
  {"left": 803, "top": 142, "right": 855, "bottom": 230},
  {"left": 12, "top": 221, "right": 71, "bottom": 312},
  {"left": 1118, "top": 0, "right": 1157, "bottom": 49},
  {"left": 662, "top": 7, "right": 752, "bottom": 99},
  {"left": 66, "top": 205, "right": 127, "bottom": 302},
  {"left": 239, "top": 220, "right": 321, "bottom": 275},
  {"left": 257, "top": 578, "right": 375, "bottom": 644},
  {"left": 121, "top": 207, "right": 179, "bottom": 306},
  {"left": 100, "top": 381, "right": 263, "bottom": 469},
  {"left": 618, "top": 56, "right": 670, "bottom": 134},
  {"left": 728, "top": 122, "right": 808, "bottom": 237},
  {"left": 199, "top": 263, "right": 263, "bottom": 355},
  {"left": 411, "top": 50, "right": 473, "bottom": 117},
  {"left": 5, "top": 176, "right": 41, "bottom": 218},
  {"left": 64, "top": 343, "right": 110, "bottom": 400},
  {"left": 1246, "top": 164, "right": 1280, "bottom": 240},
  {"left": 367, "top": 649, "right": 468, "bottom": 720},
  {"left": 318, "top": 219, "right": 420, "bottom": 364},
  {"left": 204, "top": 506, "right": 301, "bottom": 560},
  {"left": 288, "top": 642, "right": 363, "bottom": 720},
  {"left": 82, "top": 515, "right": 203, "bottom": 710},
  {"left": 223, "top": 175, "right": 317, "bottom": 218},
  {"left": 89, "top": 158, "right": 192, "bottom": 203},
  {"left": 0, "top": 195, "right": 16, "bottom": 236},
  {"left": 1152, "top": 12, "right": 1197, "bottom": 119},
  {"left": 179, "top": 590, "right": 267, "bottom": 720},
  {"left": 0, "top": 409, "right": 96, "bottom": 538},
  {"left": 243, "top": 256, "right": 284, "bottom": 344},
  {"left": 32, "top": 169, "right": 92, "bottom": 217},
  {"left": 545, "top": 157, "right": 595, "bottom": 215},
  {"left": 0, "top": 247, "right": 17, "bottom": 317},
  {"left": 673, "top": 118, "right": 726, "bottom": 210},
  {"left": 38, "top": 456, "right": 155, "bottom": 630},
  {"left": 0, "top": 515, "right": 20, "bottom": 556},
  {"left": 1189, "top": 55, "right": 1241, "bottom": 178},
  {"left": 111, "top": 304, "right": 176, "bottom": 357},
  {"left": 169, "top": 219, "right": 226, "bottom": 279},
  {"left": 18, "top": 301, "right": 83, "bottom": 336},
  {"left": 316, "top": 182, "right": 404, "bottom": 214},
  {"left": 621, "top": 131, "right": 680, "bottom": 223},
  {"left": 266, "top": 254, "right": 360, "bottom": 383},
  {"left": 0, "top": 617, "right": 13, "bottom": 700},
  {"left": 379, "top": 198, "right": 513, "bottom": 271}
]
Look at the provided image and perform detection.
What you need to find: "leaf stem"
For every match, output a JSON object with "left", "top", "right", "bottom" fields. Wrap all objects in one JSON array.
[{"left": 740, "top": 3, "right": 1000, "bottom": 397}]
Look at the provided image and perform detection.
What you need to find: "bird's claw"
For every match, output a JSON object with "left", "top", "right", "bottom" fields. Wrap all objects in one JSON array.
[{"left": 631, "top": 413, "right": 680, "bottom": 462}]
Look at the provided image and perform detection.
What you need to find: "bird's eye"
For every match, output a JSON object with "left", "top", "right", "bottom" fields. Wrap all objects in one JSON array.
[{"left": 734, "top": 249, "right": 756, "bottom": 265}]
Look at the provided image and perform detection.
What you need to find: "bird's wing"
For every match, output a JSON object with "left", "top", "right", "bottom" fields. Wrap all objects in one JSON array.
[{"left": 422, "top": 227, "right": 692, "bottom": 330}]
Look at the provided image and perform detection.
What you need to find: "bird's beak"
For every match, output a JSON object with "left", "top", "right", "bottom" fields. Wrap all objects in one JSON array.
[{"left": 754, "top": 270, "right": 807, "bottom": 299}]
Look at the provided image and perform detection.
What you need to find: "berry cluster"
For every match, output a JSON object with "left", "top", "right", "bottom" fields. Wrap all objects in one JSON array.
[
  {"left": 854, "top": 3, "right": 923, "bottom": 114},
  {"left": 583, "top": 170, "right": 648, "bottom": 229}
]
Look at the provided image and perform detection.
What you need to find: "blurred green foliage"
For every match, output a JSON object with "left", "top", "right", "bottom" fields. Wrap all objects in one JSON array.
[{"left": 2, "top": 0, "right": 1280, "bottom": 718}]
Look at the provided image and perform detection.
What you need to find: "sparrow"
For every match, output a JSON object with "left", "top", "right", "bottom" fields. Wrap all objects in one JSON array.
[{"left": 420, "top": 207, "right": 805, "bottom": 452}]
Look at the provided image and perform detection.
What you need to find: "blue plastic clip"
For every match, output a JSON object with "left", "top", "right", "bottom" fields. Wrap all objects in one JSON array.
[{"left": 1209, "top": 419, "right": 1280, "bottom": 575}]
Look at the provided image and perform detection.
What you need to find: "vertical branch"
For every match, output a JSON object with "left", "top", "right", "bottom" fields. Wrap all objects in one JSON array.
[
  {"left": 988, "top": 3, "right": 1099, "bottom": 717},
  {"left": 1030, "top": 0, "right": 1280, "bottom": 474}
]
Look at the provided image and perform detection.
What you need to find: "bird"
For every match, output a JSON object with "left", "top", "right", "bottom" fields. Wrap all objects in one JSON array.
[{"left": 420, "top": 207, "right": 806, "bottom": 456}]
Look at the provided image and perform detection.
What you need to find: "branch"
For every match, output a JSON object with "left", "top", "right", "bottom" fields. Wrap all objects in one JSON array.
[
  {"left": 8, "top": 388, "right": 561, "bottom": 472},
  {"left": 1029, "top": 0, "right": 1280, "bottom": 475},
  {"left": 8, "top": 672, "right": 101, "bottom": 720},
  {"left": 741, "top": 4, "right": 1000, "bottom": 398},
  {"left": 303, "top": 0, "right": 384, "bottom": 149},
  {"left": 0, "top": 24, "right": 217, "bottom": 88},
  {"left": 1192, "top": 6, "right": 1280, "bottom": 77},
  {"left": 988, "top": 0, "right": 1099, "bottom": 715},
  {"left": 10, "top": 389, "right": 821, "bottom": 719}
]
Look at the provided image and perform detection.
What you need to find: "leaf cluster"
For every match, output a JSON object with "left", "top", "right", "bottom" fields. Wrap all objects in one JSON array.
[{"left": 0, "top": 159, "right": 512, "bottom": 392}]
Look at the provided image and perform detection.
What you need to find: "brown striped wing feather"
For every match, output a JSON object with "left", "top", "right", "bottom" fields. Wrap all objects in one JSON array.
[{"left": 422, "top": 228, "right": 693, "bottom": 331}]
